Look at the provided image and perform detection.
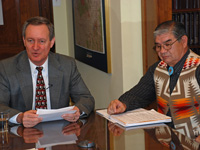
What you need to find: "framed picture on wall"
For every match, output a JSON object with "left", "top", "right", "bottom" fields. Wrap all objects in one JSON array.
[{"left": 72, "top": 0, "right": 111, "bottom": 73}]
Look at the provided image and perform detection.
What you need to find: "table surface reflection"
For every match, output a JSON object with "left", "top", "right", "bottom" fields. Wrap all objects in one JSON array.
[{"left": 1, "top": 111, "right": 200, "bottom": 150}]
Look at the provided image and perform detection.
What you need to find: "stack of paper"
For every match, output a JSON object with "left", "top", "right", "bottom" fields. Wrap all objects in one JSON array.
[
  {"left": 96, "top": 108, "right": 171, "bottom": 127},
  {"left": 37, "top": 106, "right": 77, "bottom": 122}
]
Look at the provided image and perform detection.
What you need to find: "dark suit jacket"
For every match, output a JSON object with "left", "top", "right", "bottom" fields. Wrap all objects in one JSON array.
[{"left": 0, "top": 51, "right": 95, "bottom": 118}]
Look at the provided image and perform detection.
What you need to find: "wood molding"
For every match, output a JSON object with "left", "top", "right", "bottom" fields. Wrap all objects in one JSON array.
[{"left": 142, "top": 0, "right": 172, "bottom": 73}]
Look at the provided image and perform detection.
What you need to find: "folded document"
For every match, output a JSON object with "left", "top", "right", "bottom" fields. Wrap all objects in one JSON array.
[{"left": 96, "top": 108, "right": 171, "bottom": 127}]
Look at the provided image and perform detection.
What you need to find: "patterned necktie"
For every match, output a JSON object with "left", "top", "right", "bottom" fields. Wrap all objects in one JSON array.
[{"left": 35, "top": 67, "right": 47, "bottom": 109}]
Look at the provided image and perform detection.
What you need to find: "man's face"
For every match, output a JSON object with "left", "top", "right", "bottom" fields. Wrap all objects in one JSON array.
[
  {"left": 23, "top": 24, "right": 55, "bottom": 66},
  {"left": 155, "top": 32, "right": 188, "bottom": 67}
]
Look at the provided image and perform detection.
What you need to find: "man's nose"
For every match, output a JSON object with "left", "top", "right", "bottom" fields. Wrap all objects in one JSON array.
[{"left": 33, "top": 42, "right": 39, "bottom": 50}]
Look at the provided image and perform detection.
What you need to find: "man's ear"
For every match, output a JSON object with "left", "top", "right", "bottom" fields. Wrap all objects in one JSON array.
[
  {"left": 50, "top": 37, "right": 55, "bottom": 48},
  {"left": 181, "top": 35, "right": 188, "bottom": 48},
  {"left": 22, "top": 37, "right": 26, "bottom": 47}
]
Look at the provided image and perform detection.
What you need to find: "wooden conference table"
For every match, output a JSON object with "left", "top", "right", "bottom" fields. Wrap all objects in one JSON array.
[{"left": 1, "top": 111, "right": 200, "bottom": 150}]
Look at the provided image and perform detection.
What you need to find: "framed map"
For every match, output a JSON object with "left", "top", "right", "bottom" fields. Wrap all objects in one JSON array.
[{"left": 72, "top": 0, "right": 111, "bottom": 73}]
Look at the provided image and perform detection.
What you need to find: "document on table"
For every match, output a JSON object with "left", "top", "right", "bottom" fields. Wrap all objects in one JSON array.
[
  {"left": 96, "top": 108, "right": 171, "bottom": 127},
  {"left": 37, "top": 106, "right": 77, "bottom": 122}
]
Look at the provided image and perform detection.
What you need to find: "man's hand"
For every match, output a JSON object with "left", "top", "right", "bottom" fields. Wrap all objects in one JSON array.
[
  {"left": 23, "top": 128, "right": 43, "bottom": 143},
  {"left": 62, "top": 106, "right": 80, "bottom": 122},
  {"left": 108, "top": 122, "right": 124, "bottom": 136},
  {"left": 107, "top": 99, "right": 126, "bottom": 115},
  {"left": 17, "top": 126, "right": 43, "bottom": 143},
  {"left": 17, "top": 110, "right": 43, "bottom": 127},
  {"left": 62, "top": 122, "right": 81, "bottom": 136}
]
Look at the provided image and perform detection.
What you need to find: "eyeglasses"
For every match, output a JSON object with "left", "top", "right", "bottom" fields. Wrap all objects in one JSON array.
[{"left": 153, "top": 35, "right": 183, "bottom": 52}]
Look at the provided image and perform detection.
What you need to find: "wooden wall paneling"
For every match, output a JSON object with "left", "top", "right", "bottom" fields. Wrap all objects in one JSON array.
[
  {"left": 19, "top": 0, "right": 40, "bottom": 26},
  {"left": 141, "top": 0, "right": 148, "bottom": 73},
  {"left": 39, "top": 0, "right": 54, "bottom": 23},
  {"left": 0, "top": 0, "right": 23, "bottom": 60},
  {"left": 142, "top": 0, "right": 159, "bottom": 73},
  {"left": 142, "top": 0, "right": 172, "bottom": 73},
  {"left": 39, "top": 0, "right": 55, "bottom": 52},
  {"left": 157, "top": 0, "right": 172, "bottom": 24}
]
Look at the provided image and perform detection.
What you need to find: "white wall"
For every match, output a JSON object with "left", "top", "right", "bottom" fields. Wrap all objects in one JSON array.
[
  {"left": 53, "top": 0, "right": 69, "bottom": 56},
  {"left": 53, "top": 0, "right": 143, "bottom": 109}
]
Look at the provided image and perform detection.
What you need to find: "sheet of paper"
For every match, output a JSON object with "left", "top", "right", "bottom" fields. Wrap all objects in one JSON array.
[
  {"left": 113, "top": 109, "right": 171, "bottom": 126},
  {"left": 96, "top": 108, "right": 146, "bottom": 123},
  {"left": 96, "top": 109, "right": 117, "bottom": 123},
  {"left": 37, "top": 106, "right": 77, "bottom": 122},
  {"left": 116, "top": 122, "right": 167, "bottom": 131}
]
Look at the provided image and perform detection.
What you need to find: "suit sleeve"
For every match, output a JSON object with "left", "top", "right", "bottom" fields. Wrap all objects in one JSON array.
[
  {"left": 69, "top": 59, "right": 95, "bottom": 117},
  {"left": 0, "top": 61, "right": 21, "bottom": 118},
  {"left": 119, "top": 62, "right": 158, "bottom": 111}
]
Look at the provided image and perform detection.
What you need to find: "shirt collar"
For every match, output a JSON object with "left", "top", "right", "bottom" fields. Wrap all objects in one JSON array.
[
  {"left": 170, "top": 49, "right": 190, "bottom": 75},
  {"left": 29, "top": 58, "right": 48, "bottom": 75}
]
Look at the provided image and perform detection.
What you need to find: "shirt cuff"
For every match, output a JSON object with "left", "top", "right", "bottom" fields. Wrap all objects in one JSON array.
[
  {"left": 9, "top": 113, "right": 21, "bottom": 124},
  {"left": 80, "top": 111, "right": 86, "bottom": 117},
  {"left": 10, "top": 125, "right": 21, "bottom": 137}
]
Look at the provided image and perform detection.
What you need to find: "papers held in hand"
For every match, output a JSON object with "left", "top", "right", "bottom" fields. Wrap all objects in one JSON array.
[
  {"left": 36, "top": 106, "right": 77, "bottom": 122},
  {"left": 96, "top": 108, "right": 171, "bottom": 127}
]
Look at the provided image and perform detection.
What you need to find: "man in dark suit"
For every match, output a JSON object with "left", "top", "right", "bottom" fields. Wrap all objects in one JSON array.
[{"left": 0, "top": 16, "right": 95, "bottom": 127}]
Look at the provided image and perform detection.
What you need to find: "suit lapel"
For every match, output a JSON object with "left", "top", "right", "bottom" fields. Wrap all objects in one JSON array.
[
  {"left": 16, "top": 51, "right": 33, "bottom": 110},
  {"left": 48, "top": 53, "right": 63, "bottom": 109}
]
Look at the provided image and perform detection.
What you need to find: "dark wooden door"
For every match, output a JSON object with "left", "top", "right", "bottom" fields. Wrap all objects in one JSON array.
[
  {"left": 142, "top": 0, "right": 172, "bottom": 73},
  {"left": 0, "top": 0, "right": 54, "bottom": 60}
]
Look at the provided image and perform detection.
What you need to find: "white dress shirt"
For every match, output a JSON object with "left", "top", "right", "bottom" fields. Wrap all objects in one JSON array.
[{"left": 29, "top": 58, "right": 51, "bottom": 110}]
